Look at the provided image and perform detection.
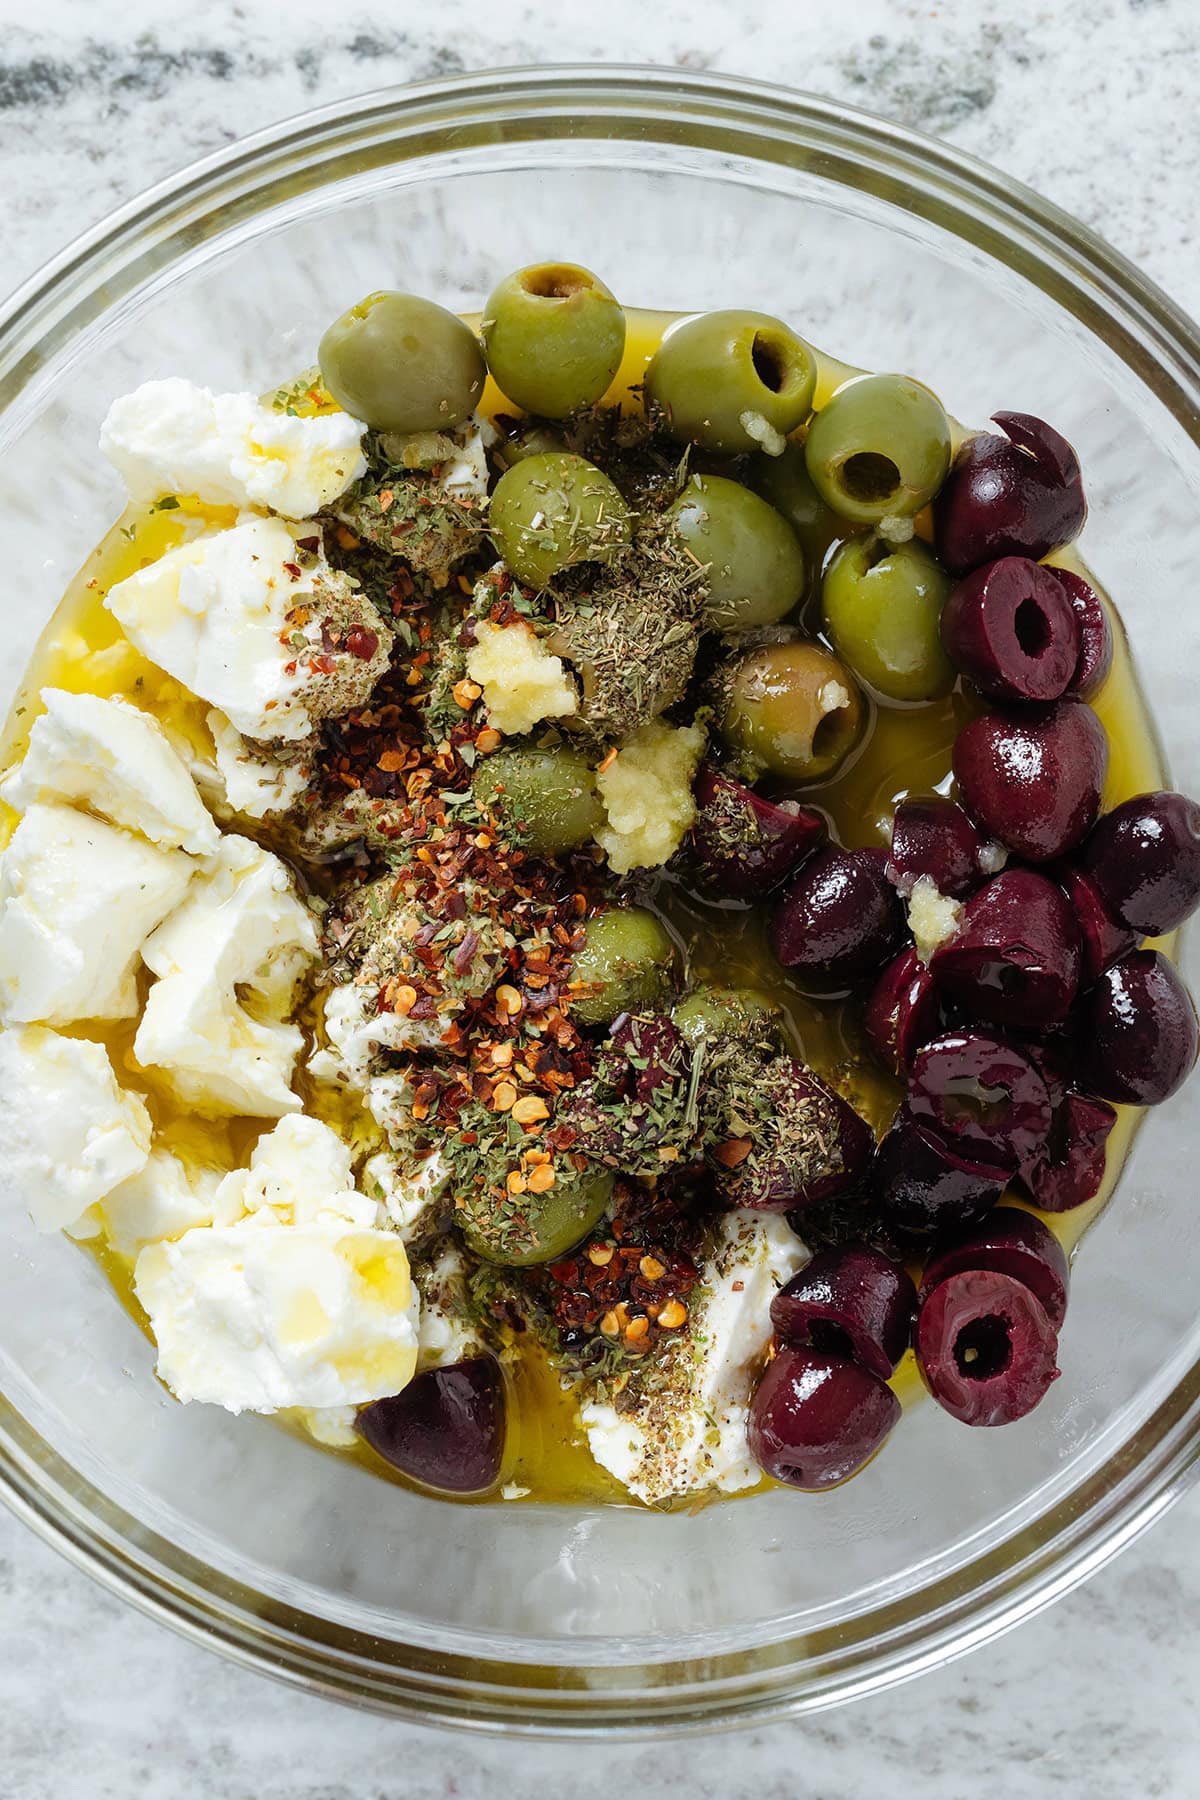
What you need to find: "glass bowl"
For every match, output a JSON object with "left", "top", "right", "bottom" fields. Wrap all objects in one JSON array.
[{"left": 1, "top": 66, "right": 1198, "bottom": 1737}]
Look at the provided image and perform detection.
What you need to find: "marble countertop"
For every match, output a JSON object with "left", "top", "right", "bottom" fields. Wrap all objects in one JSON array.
[{"left": 2, "top": 1, "right": 1199, "bottom": 1794}]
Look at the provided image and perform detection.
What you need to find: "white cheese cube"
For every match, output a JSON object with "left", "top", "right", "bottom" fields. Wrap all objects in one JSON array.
[
  {"left": 0, "top": 1027, "right": 151, "bottom": 1232},
  {"left": 101, "top": 1149, "right": 231, "bottom": 1256},
  {"left": 206, "top": 709, "right": 310, "bottom": 819},
  {"left": 363, "top": 1147, "right": 450, "bottom": 1242},
  {"left": 100, "top": 377, "right": 366, "bottom": 518},
  {"left": 581, "top": 1213, "right": 808, "bottom": 1504},
  {"left": 312, "top": 982, "right": 451, "bottom": 1091},
  {"left": 135, "top": 834, "right": 317, "bottom": 1117},
  {"left": 0, "top": 802, "right": 195, "bottom": 1026},
  {"left": 3, "top": 689, "right": 218, "bottom": 855},
  {"left": 214, "top": 1114, "right": 377, "bottom": 1230},
  {"left": 134, "top": 1213, "right": 419, "bottom": 1413}
]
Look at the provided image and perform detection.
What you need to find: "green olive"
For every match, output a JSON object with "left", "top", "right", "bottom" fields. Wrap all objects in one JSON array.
[
  {"left": 318, "top": 291, "right": 485, "bottom": 433},
  {"left": 570, "top": 907, "right": 677, "bottom": 1028},
  {"left": 718, "top": 640, "right": 865, "bottom": 783},
  {"left": 490, "top": 415, "right": 568, "bottom": 470},
  {"left": 822, "top": 536, "right": 955, "bottom": 702},
  {"left": 488, "top": 452, "right": 632, "bottom": 590},
  {"left": 645, "top": 309, "right": 817, "bottom": 455},
  {"left": 667, "top": 475, "right": 805, "bottom": 632},
  {"left": 673, "top": 985, "right": 786, "bottom": 1053},
  {"left": 749, "top": 440, "right": 844, "bottom": 565},
  {"left": 472, "top": 745, "right": 600, "bottom": 855},
  {"left": 482, "top": 263, "right": 626, "bottom": 419},
  {"left": 804, "top": 374, "right": 952, "bottom": 524},
  {"left": 460, "top": 1164, "right": 614, "bottom": 1267}
]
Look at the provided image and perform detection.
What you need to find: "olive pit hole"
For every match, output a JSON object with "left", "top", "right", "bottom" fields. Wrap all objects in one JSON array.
[
  {"left": 751, "top": 331, "right": 789, "bottom": 394},
  {"left": 939, "top": 1077, "right": 1012, "bottom": 1130},
  {"left": 521, "top": 265, "right": 590, "bottom": 300},
  {"left": 812, "top": 705, "right": 853, "bottom": 762},
  {"left": 954, "top": 1315, "right": 1012, "bottom": 1380},
  {"left": 1014, "top": 597, "right": 1052, "bottom": 658},
  {"left": 808, "top": 1321, "right": 856, "bottom": 1361},
  {"left": 840, "top": 452, "right": 901, "bottom": 504}
]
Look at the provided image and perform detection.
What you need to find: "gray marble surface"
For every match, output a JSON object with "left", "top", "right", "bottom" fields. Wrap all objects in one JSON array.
[{"left": 1, "top": 0, "right": 1199, "bottom": 1793}]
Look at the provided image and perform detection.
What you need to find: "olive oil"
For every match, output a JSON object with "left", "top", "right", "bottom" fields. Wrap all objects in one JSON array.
[{"left": 0, "top": 310, "right": 1167, "bottom": 1507}]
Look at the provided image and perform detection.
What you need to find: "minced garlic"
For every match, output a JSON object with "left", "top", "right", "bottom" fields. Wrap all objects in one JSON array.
[
  {"left": 465, "top": 619, "right": 578, "bottom": 738},
  {"left": 907, "top": 874, "right": 963, "bottom": 964},
  {"left": 596, "top": 718, "right": 706, "bottom": 875}
]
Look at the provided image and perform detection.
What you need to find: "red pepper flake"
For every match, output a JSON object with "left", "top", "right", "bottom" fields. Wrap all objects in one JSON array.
[
  {"left": 282, "top": 560, "right": 303, "bottom": 580},
  {"left": 347, "top": 624, "right": 380, "bottom": 660}
]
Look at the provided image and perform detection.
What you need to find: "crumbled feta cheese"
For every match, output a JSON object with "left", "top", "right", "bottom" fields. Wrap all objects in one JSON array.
[
  {"left": 100, "top": 377, "right": 367, "bottom": 517},
  {"left": 738, "top": 409, "right": 787, "bottom": 456},
  {"left": 134, "top": 1212, "right": 419, "bottom": 1413},
  {"left": 381, "top": 415, "right": 491, "bottom": 500},
  {"left": 3, "top": 689, "right": 219, "bottom": 855},
  {"left": 105, "top": 515, "right": 388, "bottom": 743},
  {"left": 101, "top": 1149, "right": 231, "bottom": 1256},
  {"left": 581, "top": 1213, "right": 808, "bottom": 1504},
  {"left": 411, "top": 1242, "right": 482, "bottom": 1370},
  {"left": 0, "top": 802, "right": 195, "bottom": 1026},
  {"left": 363, "top": 1147, "right": 450, "bottom": 1242},
  {"left": 295, "top": 1404, "right": 359, "bottom": 1448},
  {"left": 595, "top": 718, "right": 706, "bottom": 875},
  {"left": 206, "top": 708, "right": 310, "bottom": 819},
  {"left": 214, "top": 1115, "right": 377, "bottom": 1230},
  {"left": 0, "top": 1027, "right": 151, "bottom": 1232},
  {"left": 907, "top": 874, "right": 963, "bottom": 964},
  {"left": 135, "top": 834, "right": 318, "bottom": 1117},
  {"left": 465, "top": 619, "right": 578, "bottom": 737},
  {"left": 312, "top": 983, "right": 452, "bottom": 1091}
]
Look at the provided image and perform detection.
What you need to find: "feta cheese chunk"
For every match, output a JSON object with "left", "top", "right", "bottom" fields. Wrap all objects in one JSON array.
[
  {"left": 135, "top": 834, "right": 318, "bottom": 1117},
  {"left": 100, "top": 377, "right": 367, "bottom": 517},
  {"left": 465, "top": 618, "right": 578, "bottom": 737},
  {"left": 382, "top": 416, "right": 491, "bottom": 501},
  {"left": 214, "top": 1115, "right": 377, "bottom": 1230},
  {"left": 412, "top": 1241, "right": 482, "bottom": 1370},
  {"left": 363, "top": 1147, "right": 450, "bottom": 1242},
  {"left": 0, "top": 1027, "right": 151, "bottom": 1232},
  {"left": 105, "top": 515, "right": 390, "bottom": 743},
  {"left": 135, "top": 1211, "right": 419, "bottom": 1413},
  {"left": 596, "top": 717, "right": 706, "bottom": 875},
  {"left": 3, "top": 689, "right": 218, "bottom": 855},
  {"left": 206, "top": 709, "right": 310, "bottom": 820},
  {"left": 0, "top": 803, "right": 194, "bottom": 1026},
  {"left": 311, "top": 981, "right": 452, "bottom": 1091},
  {"left": 581, "top": 1213, "right": 807, "bottom": 1504},
  {"left": 102, "top": 1149, "right": 230, "bottom": 1256}
]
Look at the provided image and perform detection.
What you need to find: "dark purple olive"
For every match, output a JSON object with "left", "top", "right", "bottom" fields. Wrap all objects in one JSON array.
[
  {"left": 771, "top": 1244, "right": 916, "bottom": 1379},
  {"left": 719, "top": 1059, "right": 875, "bottom": 1212},
  {"left": 692, "top": 764, "right": 827, "bottom": 900},
  {"left": 603, "top": 1011, "right": 691, "bottom": 1104},
  {"left": 1075, "top": 949, "right": 1198, "bottom": 1105},
  {"left": 873, "top": 1111, "right": 1008, "bottom": 1238},
  {"left": 919, "top": 1206, "right": 1069, "bottom": 1328},
  {"left": 933, "top": 412, "right": 1087, "bottom": 576},
  {"left": 864, "top": 946, "right": 942, "bottom": 1076},
  {"left": 931, "top": 869, "right": 1083, "bottom": 1031},
  {"left": 770, "top": 845, "right": 907, "bottom": 995},
  {"left": 908, "top": 1031, "right": 1052, "bottom": 1173},
  {"left": 916, "top": 1268, "right": 1060, "bottom": 1425},
  {"left": 1052, "top": 863, "right": 1137, "bottom": 983},
  {"left": 887, "top": 796, "right": 994, "bottom": 901},
  {"left": 939, "top": 557, "right": 1081, "bottom": 703},
  {"left": 1020, "top": 1093, "right": 1116, "bottom": 1212},
  {"left": 1079, "top": 791, "right": 1200, "bottom": 936},
  {"left": 954, "top": 699, "right": 1108, "bottom": 862},
  {"left": 1054, "top": 568, "right": 1113, "bottom": 698},
  {"left": 355, "top": 1357, "right": 506, "bottom": 1493},
  {"left": 747, "top": 1346, "right": 900, "bottom": 1489}
]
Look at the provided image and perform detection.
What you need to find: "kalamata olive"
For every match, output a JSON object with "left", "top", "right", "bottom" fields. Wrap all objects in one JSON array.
[
  {"left": 747, "top": 1347, "right": 901, "bottom": 1489},
  {"left": 1074, "top": 949, "right": 1199, "bottom": 1105},
  {"left": 771, "top": 1244, "right": 916, "bottom": 1379},
  {"left": 953, "top": 699, "right": 1108, "bottom": 861},
  {"left": 717, "top": 1059, "right": 875, "bottom": 1212},
  {"left": 916, "top": 1269, "right": 1060, "bottom": 1426},
  {"left": 692, "top": 764, "right": 826, "bottom": 900},
  {"left": 1079, "top": 791, "right": 1200, "bottom": 936},
  {"left": 1054, "top": 568, "right": 1114, "bottom": 698},
  {"left": 919, "top": 1206, "right": 1069, "bottom": 1328},
  {"left": 864, "top": 947, "right": 942, "bottom": 1077},
  {"left": 933, "top": 412, "right": 1087, "bottom": 576},
  {"left": 908, "top": 1031, "right": 1052, "bottom": 1173},
  {"left": 873, "top": 1112, "right": 1008, "bottom": 1238},
  {"left": 1020, "top": 1092, "right": 1116, "bottom": 1212},
  {"left": 355, "top": 1357, "right": 506, "bottom": 1492},
  {"left": 1052, "top": 863, "right": 1137, "bottom": 982},
  {"left": 930, "top": 869, "right": 1083, "bottom": 1031},
  {"left": 602, "top": 1011, "right": 691, "bottom": 1105},
  {"left": 887, "top": 796, "right": 996, "bottom": 900},
  {"left": 770, "top": 846, "right": 907, "bottom": 995},
  {"left": 939, "top": 557, "right": 1081, "bottom": 702}
]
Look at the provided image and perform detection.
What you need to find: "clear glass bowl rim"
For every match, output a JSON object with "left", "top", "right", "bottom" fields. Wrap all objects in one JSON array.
[{"left": 1, "top": 63, "right": 1198, "bottom": 1737}]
